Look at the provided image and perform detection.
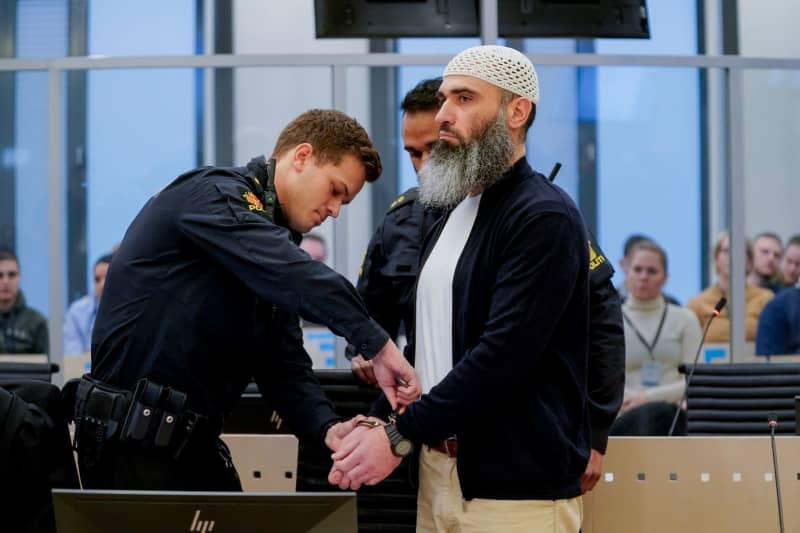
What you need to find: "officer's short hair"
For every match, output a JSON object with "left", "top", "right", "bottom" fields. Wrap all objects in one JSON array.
[
  {"left": 401, "top": 78, "right": 442, "bottom": 114},
  {"left": 271, "top": 109, "right": 382, "bottom": 183}
]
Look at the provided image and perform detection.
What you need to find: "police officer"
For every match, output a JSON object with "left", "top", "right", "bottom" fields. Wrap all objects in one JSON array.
[
  {"left": 349, "top": 79, "right": 443, "bottom": 384},
  {"left": 73, "top": 109, "right": 419, "bottom": 490},
  {"left": 350, "top": 78, "right": 624, "bottom": 493}
]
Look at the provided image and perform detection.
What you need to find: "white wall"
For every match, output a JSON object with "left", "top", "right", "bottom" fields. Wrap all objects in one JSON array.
[
  {"left": 738, "top": 0, "right": 800, "bottom": 243},
  {"left": 233, "top": 0, "right": 373, "bottom": 282}
]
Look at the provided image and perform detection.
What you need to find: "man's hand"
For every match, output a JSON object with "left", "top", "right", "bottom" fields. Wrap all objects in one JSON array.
[
  {"left": 372, "top": 340, "right": 420, "bottom": 409},
  {"left": 327, "top": 424, "right": 401, "bottom": 490},
  {"left": 581, "top": 449, "right": 604, "bottom": 494},
  {"left": 324, "top": 416, "right": 365, "bottom": 452},
  {"left": 351, "top": 355, "right": 378, "bottom": 386}
]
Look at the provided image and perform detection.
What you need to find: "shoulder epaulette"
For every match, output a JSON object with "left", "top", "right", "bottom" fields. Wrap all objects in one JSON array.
[{"left": 386, "top": 187, "right": 419, "bottom": 214}]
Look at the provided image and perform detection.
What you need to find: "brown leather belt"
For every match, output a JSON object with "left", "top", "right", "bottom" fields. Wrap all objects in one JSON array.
[{"left": 430, "top": 437, "right": 458, "bottom": 457}]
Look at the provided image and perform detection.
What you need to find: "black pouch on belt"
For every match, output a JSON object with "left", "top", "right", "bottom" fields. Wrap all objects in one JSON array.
[
  {"left": 119, "top": 379, "right": 164, "bottom": 445},
  {"left": 153, "top": 387, "right": 187, "bottom": 448}
]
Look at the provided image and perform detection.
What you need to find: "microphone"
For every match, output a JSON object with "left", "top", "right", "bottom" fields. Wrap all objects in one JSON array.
[
  {"left": 667, "top": 297, "right": 727, "bottom": 436},
  {"left": 767, "top": 412, "right": 785, "bottom": 533},
  {"left": 547, "top": 162, "right": 562, "bottom": 182}
]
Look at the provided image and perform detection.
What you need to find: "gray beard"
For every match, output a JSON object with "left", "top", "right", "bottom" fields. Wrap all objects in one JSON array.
[{"left": 418, "top": 112, "right": 515, "bottom": 210}]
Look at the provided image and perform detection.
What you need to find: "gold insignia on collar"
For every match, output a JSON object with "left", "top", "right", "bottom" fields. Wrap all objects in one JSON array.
[{"left": 388, "top": 194, "right": 405, "bottom": 210}]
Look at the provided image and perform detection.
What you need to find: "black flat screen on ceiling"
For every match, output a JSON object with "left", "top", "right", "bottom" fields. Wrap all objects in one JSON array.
[
  {"left": 315, "top": 0, "right": 479, "bottom": 38},
  {"left": 499, "top": 0, "right": 649, "bottom": 39},
  {"left": 315, "top": 0, "right": 649, "bottom": 39}
]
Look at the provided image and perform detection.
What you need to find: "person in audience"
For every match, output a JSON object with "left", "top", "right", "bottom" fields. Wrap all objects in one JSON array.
[
  {"left": 299, "top": 233, "right": 327, "bottom": 262},
  {"left": 748, "top": 232, "right": 783, "bottom": 292},
  {"left": 687, "top": 232, "right": 773, "bottom": 342},
  {"left": 780, "top": 235, "right": 800, "bottom": 287},
  {"left": 0, "top": 249, "right": 48, "bottom": 355},
  {"left": 349, "top": 78, "right": 445, "bottom": 384},
  {"left": 618, "top": 234, "right": 680, "bottom": 306},
  {"left": 63, "top": 253, "right": 113, "bottom": 356},
  {"left": 619, "top": 241, "right": 701, "bottom": 415},
  {"left": 756, "top": 286, "right": 800, "bottom": 356}
]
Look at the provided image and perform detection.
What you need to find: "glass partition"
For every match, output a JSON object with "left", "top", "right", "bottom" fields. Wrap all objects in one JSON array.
[
  {"left": 595, "top": 66, "right": 704, "bottom": 305},
  {"left": 3, "top": 57, "right": 798, "bottom": 373},
  {"left": 8, "top": 69, "right": 52, "bottom": 322},
  {"left": 741, "top": 68, "right": 800, "bottom": 251}
]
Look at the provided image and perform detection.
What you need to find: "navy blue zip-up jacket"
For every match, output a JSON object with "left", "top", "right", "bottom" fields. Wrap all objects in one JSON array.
[
  {"left": 91, "top": 157, "right": 389, "bottom": 441},
  {"left": 396, "top": 157, "right": 591, "bottom": 500}
]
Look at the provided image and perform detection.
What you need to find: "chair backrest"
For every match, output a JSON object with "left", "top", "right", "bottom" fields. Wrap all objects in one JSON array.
[
  {"left": 0, "top": 361, "right": 58, "bottom": 384},
  {"left": 681, "top": 362, "right": 800, "bottom": 434}
]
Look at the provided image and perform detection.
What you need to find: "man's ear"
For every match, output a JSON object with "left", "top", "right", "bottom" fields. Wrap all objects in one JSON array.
[
  {"left": 291, "top": 143, "right": 314, "bottom": 173},
  {"left": 507, "top": 96, "right": 532, "bottom": 132}
]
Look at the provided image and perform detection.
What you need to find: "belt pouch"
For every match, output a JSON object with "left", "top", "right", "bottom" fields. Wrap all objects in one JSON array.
[{"left": 120, "top": 379, "right": 164, "bottom": 444}]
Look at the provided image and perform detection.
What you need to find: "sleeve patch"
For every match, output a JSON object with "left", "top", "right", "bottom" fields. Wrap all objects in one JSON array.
[{"left": 588, "top": 240, "right": 607, "bottom": 271}]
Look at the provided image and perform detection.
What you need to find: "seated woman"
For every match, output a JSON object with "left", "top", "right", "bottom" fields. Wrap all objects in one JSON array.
[
  {"left": 619, "top": 240, "right": 702, "bottom": 425},
  {"left": 687, "top": 232, "right": 773, "bottom": 342}
]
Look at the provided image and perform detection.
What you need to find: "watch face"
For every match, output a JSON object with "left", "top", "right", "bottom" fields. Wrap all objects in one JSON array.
[{"left": 394, "top": 439, "right": 414, "bottom": 457}]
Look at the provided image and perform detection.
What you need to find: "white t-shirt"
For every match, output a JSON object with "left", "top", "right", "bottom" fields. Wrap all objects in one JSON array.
[{"left": 414, "top": 193, "right": 482, "bottom": 394}]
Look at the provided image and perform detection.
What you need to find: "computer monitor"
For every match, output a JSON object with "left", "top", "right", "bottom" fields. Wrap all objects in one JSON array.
[
  {"left": 314, "top": 0, "right": 649, "bottom": 39},
  {"left": 499, "top": 0, "right": 650, "bottom": 39},
  {"left": 314, "top": 0, "right": 479, "bottom": 38},
  {"left": 52, "top": 490, "right": 357, "bottom": 533}
]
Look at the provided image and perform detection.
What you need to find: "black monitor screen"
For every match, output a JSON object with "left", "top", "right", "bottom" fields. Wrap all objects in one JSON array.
[
  {"left": 499, "top": 0, "right": 650, "bottom": 38},
  {"left": 315, "top": 0, "right": 479, "bottom": 38},
  {"left": 52, "top": 490, "right": 357, "bottom": 533}
]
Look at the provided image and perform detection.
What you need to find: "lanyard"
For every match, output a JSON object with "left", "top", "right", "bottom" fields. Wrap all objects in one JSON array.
[{"left": 623, "top": 299, "right": 669, "bottom": 360}]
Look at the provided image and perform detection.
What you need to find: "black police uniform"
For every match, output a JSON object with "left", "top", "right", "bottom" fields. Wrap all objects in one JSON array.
[
  {"left": 355, "top": 187, "right": 441, "bottom": 344},
  {"left": 584, "top": 237, "right": 626, "bottom": 454},
  {"left": 359, "top": 186, "right": 624, "bottom": 455},
  {"left": 76, "top": 156, "right": 389, "bottom": 490}
]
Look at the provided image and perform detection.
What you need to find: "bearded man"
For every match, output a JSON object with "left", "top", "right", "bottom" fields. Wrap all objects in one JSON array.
[{"left": 330, "top": 46, "right": 591, "bottom": 532}]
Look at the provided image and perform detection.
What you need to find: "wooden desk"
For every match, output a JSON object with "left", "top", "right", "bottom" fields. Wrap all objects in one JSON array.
[{"left": 583, "top": 436, "right": 800, "bottom": 532}]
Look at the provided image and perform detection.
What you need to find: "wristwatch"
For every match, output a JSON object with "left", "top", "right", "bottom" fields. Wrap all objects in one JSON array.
[{"left": 384, "top": 422, "right": 414, "bottom": 457}]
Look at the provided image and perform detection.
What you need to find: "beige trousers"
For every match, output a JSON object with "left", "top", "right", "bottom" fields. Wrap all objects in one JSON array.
[{"left": 416, "top": 446, "right": 583, "bottom": 533}]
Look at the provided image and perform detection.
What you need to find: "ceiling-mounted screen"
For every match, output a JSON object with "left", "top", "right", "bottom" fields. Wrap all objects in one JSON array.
[{"left": 315, "top": 0, "right": 479, "bottom": 38}]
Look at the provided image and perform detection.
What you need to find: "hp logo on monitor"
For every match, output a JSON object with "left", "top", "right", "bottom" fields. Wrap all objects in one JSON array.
[{"left": 189, "top": 510, "right": 215, "bottom": 532}]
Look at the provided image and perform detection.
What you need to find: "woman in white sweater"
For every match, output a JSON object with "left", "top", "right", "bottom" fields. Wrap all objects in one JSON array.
[{"left": 621, "top": 240, "right": 702, "bottom": 415}]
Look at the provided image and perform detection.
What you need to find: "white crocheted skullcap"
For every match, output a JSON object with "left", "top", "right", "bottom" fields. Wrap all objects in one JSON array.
[{"left": 443, "top": 45, "right": 539, "bottom": 104}]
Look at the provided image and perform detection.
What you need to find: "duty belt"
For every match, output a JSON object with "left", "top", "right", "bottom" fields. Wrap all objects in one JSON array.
[{"left": 72, "top": 375, "right": 217, "bottom": 461}]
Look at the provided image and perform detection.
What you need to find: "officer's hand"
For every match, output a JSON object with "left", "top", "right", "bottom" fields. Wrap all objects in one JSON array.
[
  {"left": 351, "top": 355, "right": 378, "bottom": 386},
  {"left": 581, "top": 449, "right": 604, "bottom": 494},
  {"left": 324, "top": 416, "right": 366, "bottom": 452},
  {"left": 372, "top": 340, "right": 420, "bottom": 410}
]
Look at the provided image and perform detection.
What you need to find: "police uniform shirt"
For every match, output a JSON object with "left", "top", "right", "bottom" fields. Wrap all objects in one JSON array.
[
  {"left": 356, "top": 187, "right": 441, "bottom": 343},
  {"left": 90, "top": 157, "right": 388, "bottom": 437}
]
